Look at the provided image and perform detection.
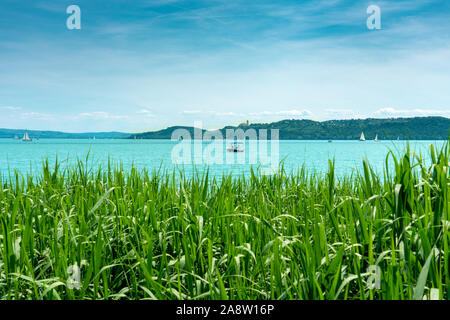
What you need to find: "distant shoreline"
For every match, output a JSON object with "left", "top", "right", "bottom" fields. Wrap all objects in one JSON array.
[
  {"left": 2, "top": 116, "right": 450, "bottom": 140},
  {"left": 1, "top": 138, "right": 448, "bottom": 141}
]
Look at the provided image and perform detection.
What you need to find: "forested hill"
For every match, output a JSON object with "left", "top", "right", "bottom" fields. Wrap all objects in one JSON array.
[
  {"left": 131, "top": 117, "right": 450, "bottom": 140},
  {"left": 3, "top": 117, "right": 449, "bottom": 140},
  {"left": 130, "top": 126, "right": 207, "bottom": 140}
]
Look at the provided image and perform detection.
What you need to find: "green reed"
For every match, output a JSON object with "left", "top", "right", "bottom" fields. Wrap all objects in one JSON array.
[{"left": 0, "top": 142, "right": 448, "bottom": 300}]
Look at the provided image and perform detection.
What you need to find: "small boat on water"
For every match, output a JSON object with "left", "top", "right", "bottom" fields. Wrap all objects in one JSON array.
[
  {"left": 227, "top": 142, "right": 244, "bottom": 153},
  {"left": 22, "top": 131, "right": 32, "bottom": 142},
  {"left": 374, "top": 134, "right": 378, "bottom": 142},
  {"left": 360, "top": 132, "right": 365, "bottom": 141}
]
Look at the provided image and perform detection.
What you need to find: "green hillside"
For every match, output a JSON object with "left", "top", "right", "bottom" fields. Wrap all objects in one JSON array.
[
  {"left": 3, "top": 117, "right": 449, "bottom": 140},
  {"left": 130, "top": 126, "right": 207, "bottom": 140},
  {"left": 131, "top": 117, "right": 450, "bottom": 140}
]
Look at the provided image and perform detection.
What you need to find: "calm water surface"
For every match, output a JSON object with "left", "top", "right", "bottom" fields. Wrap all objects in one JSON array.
[{"left": 0, "top": 139, "right": 445, "bottom": 179}]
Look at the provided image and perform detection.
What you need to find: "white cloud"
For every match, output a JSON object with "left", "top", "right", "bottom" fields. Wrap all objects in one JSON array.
[
  {"left": 0, "top": 106, "right": 21, "bottom": 111},
  {"left": 182, "top": 110, "right": 203, "bottom": 115},
  {"left": 374, "top": 108, "right": 450, "bottom": 117},
  {"left": 20, "top": 112, "right": 54, "bottom": 121},
  {"left": 137, "top": 108, "right": 156, "bottom": 118},
  {"left": 78, "top": 112, "right": 128, "bottom": 120},
  {"left": 249, "top": 109, "right": 313, "bottom": 117},
  {"left": 279, "top": 110, "right": 313, "bottom": 117},
  {"left": 214, "top": 111, "right": 237, "bottom": 116},
  {"left": 325, "top": 108, "right": 357, "bottom": 119},
  {"left": 182, "top": 110, "right": 238, "bottom": 117},
  {"left": 325, "top": 108, "right": 354, "bottom": 113},
  {"left": 182, "top": 109, "right": 313, "bottom": 120}
]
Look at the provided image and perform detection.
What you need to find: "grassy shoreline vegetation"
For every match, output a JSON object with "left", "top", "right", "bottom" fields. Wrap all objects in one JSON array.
[{"left": 0, "top": 144, "right": 449, "bottom": 300}]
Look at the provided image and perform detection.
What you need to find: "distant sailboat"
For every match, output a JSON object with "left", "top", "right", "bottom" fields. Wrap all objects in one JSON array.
[
  {"left": 374, "top": 134, "right": 378, "bottom": 142},
  {"left": 360, "top": 132, "right": 365, "bottom": 141},
  {"left": 22, "top": 131, "right": 32, "bottom": 142}
]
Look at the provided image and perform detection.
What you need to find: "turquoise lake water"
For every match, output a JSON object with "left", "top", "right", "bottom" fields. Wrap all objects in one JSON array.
[{"left": 0, "top": 139, "right": 446, "bottom": 179}]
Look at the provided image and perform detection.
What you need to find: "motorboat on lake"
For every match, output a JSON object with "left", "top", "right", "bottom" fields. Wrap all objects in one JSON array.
[{"left": 227, "top": 142, "right": 244, "bottom": 152}]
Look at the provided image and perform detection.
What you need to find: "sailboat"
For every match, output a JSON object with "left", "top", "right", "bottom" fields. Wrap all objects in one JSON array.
[
  {"left": 22, "top": 131, "right": 32, "bottom": 142},
  {"left": 360, "top": 132, "right": 365, "bottom": 141},
  {"left": 374, "top": 134, "right": 378, "bottom": 142}
]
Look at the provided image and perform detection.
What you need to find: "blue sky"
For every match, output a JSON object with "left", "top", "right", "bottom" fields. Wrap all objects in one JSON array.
[{"left": 0, "top": 0, "right": 450, "bottom": 132}]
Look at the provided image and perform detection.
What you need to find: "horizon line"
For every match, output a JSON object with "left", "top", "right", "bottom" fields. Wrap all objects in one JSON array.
[{"left": 1, "top": 115, "right": 449, "bottom": 134}]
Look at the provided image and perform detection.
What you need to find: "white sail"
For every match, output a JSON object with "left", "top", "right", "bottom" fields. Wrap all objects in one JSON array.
[
  {"left": 22, "top": 132, "right": 32, "bottom": 141},
  {"left": 374, "top": 134, "right": 378, "bottom": 142},
  {"left": 360, "top": 132, "right": 365, "bottom": 141}
]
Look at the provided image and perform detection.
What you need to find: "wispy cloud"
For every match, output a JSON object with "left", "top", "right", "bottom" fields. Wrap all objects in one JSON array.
[
  {"left": 249, "top": 110, "right": 313, "bottom": 117},
  {"left": 78, "top": 112, "right": 128, "bottom": 120},
  {"left": 183, "top": 110, "right": 240, "bottom": 117},
  {"left": 215, "top": 111, "right": 237, "bottom": 116},
  {"left": 0, "top": 106, "right": 22, "bottom": 111},
  {"left": 182, "top": 110, "right": 203, "bottom": 115},
  {"left": 374, "top": 108, "right": 450, "bottom": 117},
  {"left": 20, "top": 111, "right": 54, "bottom": 121},
  {"left": 182, "top": 109, "right": 312, "bottom": 118},
  {"left": 137, "top": 108, "right": 156, "bottom": 118},
  {"left": 325, "top": 108, "right": 357, "bottom": 118}
]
